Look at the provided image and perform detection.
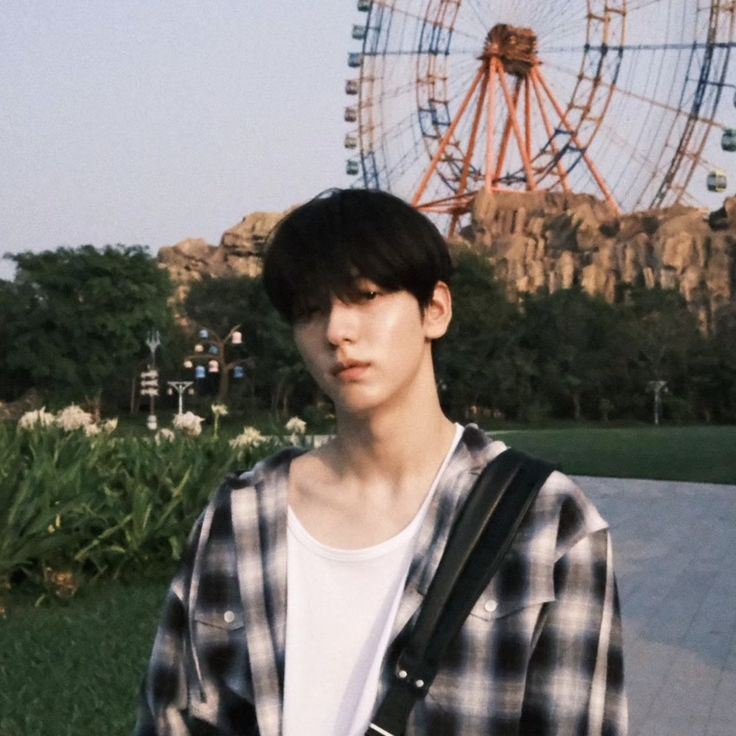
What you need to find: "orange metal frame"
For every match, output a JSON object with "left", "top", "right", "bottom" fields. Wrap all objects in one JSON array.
[{"left": 412, "top": 36, "right": 620, "bottom": 234}]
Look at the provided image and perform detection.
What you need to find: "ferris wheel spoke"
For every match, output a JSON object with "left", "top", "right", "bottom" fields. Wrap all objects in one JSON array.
[
  {"left": 380, "top": 126, "right": 425, "bottom": 182},
  {"left": 626, "top": 0, "right": 671, "bottom": 12},
  {"left": 369, "top": 1, "right": 481, "bottom": 44},
  {"left": 544, "top": 59, "right": 726, "bottom": 130},
  {"left": 462, "top": 0, "right": 488, "bottom": 34},
  {"left": 596, "top": 118, "right": 674, "bottom": 200},
  {"left": 363, "top": 48, "right": 423, "bottom": 56},
  {"left": 378, "top": 79, "right": 421, "bottom": 102},
  {"left": 538, "top": 46, "right": 593, "bottom": 55}
]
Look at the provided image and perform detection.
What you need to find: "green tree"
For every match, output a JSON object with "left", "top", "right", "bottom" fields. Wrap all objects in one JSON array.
[
  {"left": 1, "top": 245, "right": 175, "bottom": 410},
  {"left": 435, "top": 250, "right": 518, "bottom": 419},
  {"left": 615, "top": 287, "right": 701, "bottom": 421},
  {"left": 697, "top": 302, "right": 736, "bottom": 422},
  {"left": 517, "top": 288, "right": 628, "bottom": 421}
]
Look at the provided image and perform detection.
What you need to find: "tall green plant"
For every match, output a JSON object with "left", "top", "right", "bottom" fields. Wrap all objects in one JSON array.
[
  {"left": 0, "top": 421, "right": 286, "bottom": 593},
  {"left": 0, "top": 425, "right": 111, "bottom": 588}
]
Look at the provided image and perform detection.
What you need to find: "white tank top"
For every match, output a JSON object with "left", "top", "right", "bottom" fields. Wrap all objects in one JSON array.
[{"left": 282, "top": 425, "right": 463, "bottom": 736}]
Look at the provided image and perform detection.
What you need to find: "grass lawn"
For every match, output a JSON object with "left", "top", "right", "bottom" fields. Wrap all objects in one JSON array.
[
  {"left": 490, "top": 424, "right": 736, "bottom": 484},
  {"left": 0, "top": 580, "right": 168, "bottom": 736}
]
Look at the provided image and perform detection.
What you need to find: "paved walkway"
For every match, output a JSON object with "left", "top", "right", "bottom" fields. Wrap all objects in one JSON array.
[{"left": 575, "top": 476, "right": 736, "bottom": 736}]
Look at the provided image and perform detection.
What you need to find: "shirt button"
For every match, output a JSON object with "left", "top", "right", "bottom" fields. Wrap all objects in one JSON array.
[
  {"left": 224, "top": 610, "right": 235, "bottom": 624},
  {"left": 484, "top": 599, "right": 498, "bottom": 613}
]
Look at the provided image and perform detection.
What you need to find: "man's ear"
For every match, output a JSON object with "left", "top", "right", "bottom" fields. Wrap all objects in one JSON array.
[{"left": 423, "top": 281, "right": 452, "bottom": 340}]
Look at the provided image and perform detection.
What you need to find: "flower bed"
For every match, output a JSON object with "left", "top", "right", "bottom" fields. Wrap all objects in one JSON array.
[{"left": 1, "top": 406, "right": 307, "bottom": 599}]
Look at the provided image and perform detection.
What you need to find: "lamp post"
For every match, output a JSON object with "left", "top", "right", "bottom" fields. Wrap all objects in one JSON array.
[
  {"left": 646, "top": 380, "right": 668, "bottom": 426},
  {"left": 142, "top": 330, "right": 161, "bottom": 430},
  {"left": 183, "top": 324, "right": 246, "bottom": 402},
  {"left": 167, "top": 380, "right": 194, "bottom": 415}
]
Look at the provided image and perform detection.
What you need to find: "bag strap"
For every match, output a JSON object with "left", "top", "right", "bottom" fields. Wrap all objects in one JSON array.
[{"left": 366, "top": 448, "right": 554, "bottom": 736}]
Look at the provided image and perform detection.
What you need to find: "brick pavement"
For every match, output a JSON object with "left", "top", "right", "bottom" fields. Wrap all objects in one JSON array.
[{"left": 577, "top": 476, "right": 736, "bottom": 736}]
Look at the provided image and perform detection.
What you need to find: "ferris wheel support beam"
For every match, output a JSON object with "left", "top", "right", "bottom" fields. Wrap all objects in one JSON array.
[
  {"left": 492, "top": 66, "right": 521, "bottom": 183},
  {"left": 525, "top": 76, "right": 534, "bottom": 163},
  {"left": 412, "top": 64, "right": 486, "bottom": 207},
  {"left": 484, "top": 60, "right": 497, "bottom": 191},
  {"left": 529, "top": 71, "right": 573, "bottom": 193},
  {"left": 457, "top": 69, "right": 489, "bottom": 204},
  {"left": 495, "top": 68, "right": 538, "bottom": 189},
  {"left": 533, "top": 66, "right": 620, "bottom": 212},
  {"left": 449, "top": 67, "right": 490, "bottom": 237}
]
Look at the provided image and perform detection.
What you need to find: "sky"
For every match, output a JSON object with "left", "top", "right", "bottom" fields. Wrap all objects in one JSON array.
[{"left": 0, "top": 1, "right": 356, "bottom": 281}]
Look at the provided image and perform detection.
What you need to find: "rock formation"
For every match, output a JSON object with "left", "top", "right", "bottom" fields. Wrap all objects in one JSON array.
[
  {"left": 465, "top": 189, "right": 736, "bottom": 332},
  {"left": 157, "top": 210, "right": 283, "bottom": 301}
]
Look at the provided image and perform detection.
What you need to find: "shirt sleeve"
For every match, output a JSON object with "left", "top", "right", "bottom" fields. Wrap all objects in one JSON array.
[
  {"left": 520, "top": 527, "right": 628, "bottom": 735},
  {"left": 134, "top": 517, "right": 204, "bottom": 736}
]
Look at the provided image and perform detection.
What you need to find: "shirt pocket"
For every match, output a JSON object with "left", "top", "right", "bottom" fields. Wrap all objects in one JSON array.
[
  {"left": 191, "top": 608, "right": 253, "bottom": 701},
  {"left": 425, "top": 554, "right": 555, "bottom": 721}
]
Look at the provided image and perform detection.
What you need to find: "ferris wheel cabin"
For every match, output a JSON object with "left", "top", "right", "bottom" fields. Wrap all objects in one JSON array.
[
  {"left": 707, "top": 169, "right": 728, "bottom": 193},
  {"left": 721, "top": 128, "right": 736, "bottom": 152}
]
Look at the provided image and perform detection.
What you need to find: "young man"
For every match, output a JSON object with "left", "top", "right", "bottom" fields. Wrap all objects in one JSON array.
[{"left": 136, "top": 189, "right": 627, "bottom": 735}]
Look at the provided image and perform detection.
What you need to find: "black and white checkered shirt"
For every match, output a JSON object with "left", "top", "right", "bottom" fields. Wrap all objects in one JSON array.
[{"left": 135, "top": 424, "right": 627, "bottom": 735}]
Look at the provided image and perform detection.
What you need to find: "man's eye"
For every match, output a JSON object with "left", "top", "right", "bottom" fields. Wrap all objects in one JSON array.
[{"left": 358, "top": 290, "right": 379, "bottom": 301}]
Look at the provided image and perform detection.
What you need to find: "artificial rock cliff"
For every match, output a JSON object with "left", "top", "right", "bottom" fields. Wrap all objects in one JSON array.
[
  {"left": 157, "top": 210, "right": 283, "bottom": 302},
  {"left": 157, "top": 191, "right": 736, "bottom": 332},
  {"left": 464, "top": 190, "right": 736, "bottom": 332}
]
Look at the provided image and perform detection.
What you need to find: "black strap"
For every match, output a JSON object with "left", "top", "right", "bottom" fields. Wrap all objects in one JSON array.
[{"left": 366, "top": 448, "right": 554, "bottom": 736}]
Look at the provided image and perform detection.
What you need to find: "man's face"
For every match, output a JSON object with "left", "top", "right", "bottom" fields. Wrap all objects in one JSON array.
[{"left": 292, "top": 278, "right": 449, "bottom": 417}]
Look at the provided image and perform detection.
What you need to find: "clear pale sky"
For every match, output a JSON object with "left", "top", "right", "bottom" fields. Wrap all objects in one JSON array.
[{"left": 0, "top": 1, "right": 356, "bottom": 280}]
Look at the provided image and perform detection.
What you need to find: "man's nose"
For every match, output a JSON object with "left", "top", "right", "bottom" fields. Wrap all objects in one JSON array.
[{"left": 325, "top": 299, "right": 358, "bottom": 346}]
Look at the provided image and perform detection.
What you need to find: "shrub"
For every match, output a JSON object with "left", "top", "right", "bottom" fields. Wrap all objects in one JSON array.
[{"left": 0, "top": 414, "right": 303, "bottom": 595}]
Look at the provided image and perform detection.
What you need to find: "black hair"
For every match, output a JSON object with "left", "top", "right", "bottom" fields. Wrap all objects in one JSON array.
[{"left": 262, "top": 188, "right": 453, "bottom": 323}]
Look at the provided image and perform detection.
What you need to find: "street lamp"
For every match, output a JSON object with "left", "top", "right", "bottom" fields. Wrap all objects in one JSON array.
[
  {"left": 141, "top": 330, "right": 162, "bottom": 430},
  {"left": 646, "top": 380, "right": 668, "bottom": 426},
  {"left": 145, "top": 330, "right": 161, "bottom": 369},
  {"left": 167, "top": 380, "right": 194, "bottom": 415}
]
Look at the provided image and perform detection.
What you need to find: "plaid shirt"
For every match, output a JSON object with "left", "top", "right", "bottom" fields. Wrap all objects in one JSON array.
[{"left": 135, "top": 424, "right": 627, "bottom": 736}]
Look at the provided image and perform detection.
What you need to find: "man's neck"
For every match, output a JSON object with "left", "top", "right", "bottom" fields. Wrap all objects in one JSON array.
[
  {"left": 329, "top": 396, "right": 456, "bottom": 497},
  {"left": 290, "top": 403, "right": 456, "bottom": 548}
]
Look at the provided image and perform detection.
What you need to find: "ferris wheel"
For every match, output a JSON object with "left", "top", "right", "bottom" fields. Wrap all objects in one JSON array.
[{"left": 343, "top": 0, "right": 736, "bottom": 231}]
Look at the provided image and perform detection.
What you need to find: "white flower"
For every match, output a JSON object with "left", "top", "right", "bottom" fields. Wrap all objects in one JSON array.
[
  {"left": 229, "top": 426, "right": 266, "bottom": 449},
  {"left": 284, "top": 416, "right": 306, "bottom": 435},
  {"left": 101, "top": 418, "right": 118, "bottom": 433},
  {"left": 172, "top": 411, "right": 204, "bottom": 437},
  {"left": 18, "top": 407, "right": 56, "bottom": 430},
  {"left": 211, "top": 403, "right": 229, "bottom": 417},
  {"left": 84, "top": 423, "right": 101, "bottom": 437},
  {"left": 55, "top": 404, "right": 94, "bottom": 432},
  {"left": 155, "top": 428, "right": 176, "bottom": 445}
]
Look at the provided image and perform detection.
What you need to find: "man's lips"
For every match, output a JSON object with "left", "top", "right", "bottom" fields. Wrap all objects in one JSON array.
[{"left": 331, "top": 360, "right": 371, "bottom": 379}]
